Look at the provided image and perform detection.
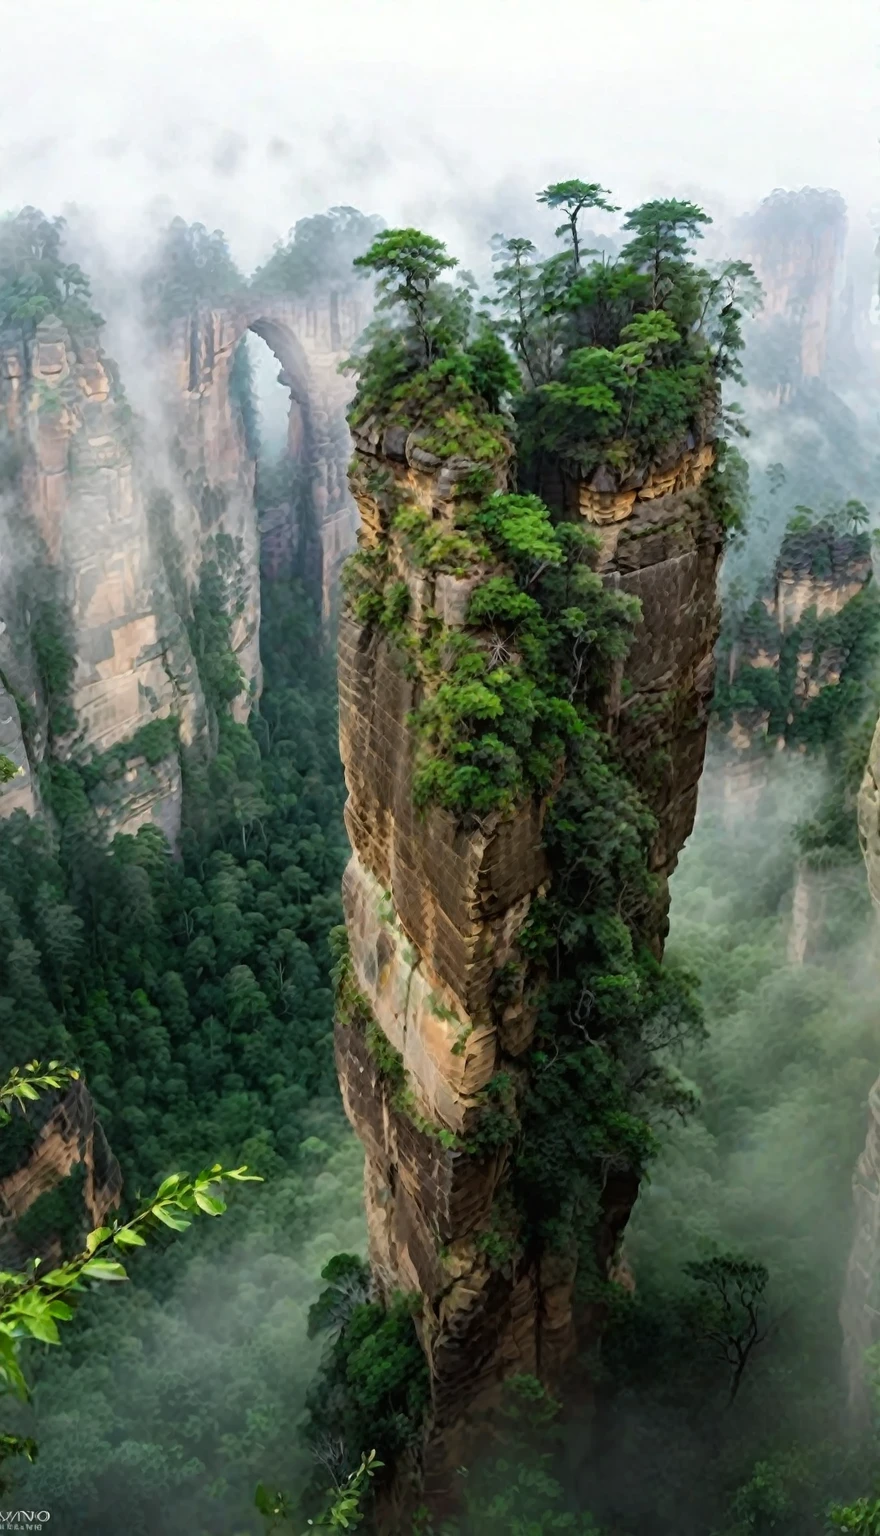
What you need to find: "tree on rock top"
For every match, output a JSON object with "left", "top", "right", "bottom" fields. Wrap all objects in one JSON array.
[
  {"left": 538, "top": 178, "right": 619, "bottom": 275},
  {"left": 354, "top": 228, "right": 459, "bottom": 368}
]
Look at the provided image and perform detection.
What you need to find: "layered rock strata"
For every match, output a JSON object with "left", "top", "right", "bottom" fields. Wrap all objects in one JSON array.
[
  {"left": 0, "top": 314, "right": 200, "bottom": 835},
  {"left": 334, "top": 425, "right": 723, "bottom": 1490}
]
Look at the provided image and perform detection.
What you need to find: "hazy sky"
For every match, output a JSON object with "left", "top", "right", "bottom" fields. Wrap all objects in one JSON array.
[{"left": 0, "top": 0, "right": 877, "bottom": 269}]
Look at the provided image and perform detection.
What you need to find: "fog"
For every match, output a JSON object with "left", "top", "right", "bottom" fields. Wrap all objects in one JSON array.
[{"left": 1, "top": 0, "right": 877, "bottom": 274}]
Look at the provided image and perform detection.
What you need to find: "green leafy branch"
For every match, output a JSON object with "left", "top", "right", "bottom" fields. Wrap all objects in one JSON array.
[
  {"left": 0, "top": 1059, "right": 80, "bottom": 1128},
  {"left": 0, "top": 1161, "right": 260, "bottom": 1399},
  {"left": 256, "top": 1448, "right": 383, "bottom": 1531}
]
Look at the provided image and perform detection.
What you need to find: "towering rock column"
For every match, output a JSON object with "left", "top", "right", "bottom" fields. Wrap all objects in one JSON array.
[{"left": 333, "top": 416, "right": 724, "bottom": 1488}]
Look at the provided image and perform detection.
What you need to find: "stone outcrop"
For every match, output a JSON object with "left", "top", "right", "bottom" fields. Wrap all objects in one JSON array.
[
  {"left": 786, "top": 861, "right": 834, "bottom": 965},
  {"left": 775, "top": 534, "right": 872, "bottom": 635},
  {"left": 0, "top": 678, "right": 37, "bottom": 816},
  {"left": 334, "top": 423, "right": 724, "bottom": 1495},
  {"left": 170, "top": 290, "right": 367, "bottom": 628},
  {"left": 0, "top": 314, "right": 201, "bottom": 837},
  {"left": 569, "top": 446, "right": 721, "bottom": 900},
  {"left": 0, "top": 1076, "right": 122, "bottom": 1268}
]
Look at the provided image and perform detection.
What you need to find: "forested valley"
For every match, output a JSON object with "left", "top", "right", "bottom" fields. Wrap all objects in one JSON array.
[{"left": 1, "top": 172, "right": 880, "bottom": 1536}]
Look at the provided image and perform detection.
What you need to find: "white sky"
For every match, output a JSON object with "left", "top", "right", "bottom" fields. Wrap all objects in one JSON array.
[{"left": 0, "top": 0, "right": 877, "bottom": 270}]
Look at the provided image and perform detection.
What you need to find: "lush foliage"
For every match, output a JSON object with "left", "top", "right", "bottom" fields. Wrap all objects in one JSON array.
[
  {"left": 301, "top": 1253, "right": 429, "bottom": 1497},
  {"left": 344, "top": 227, "right": 516, "bottom": 462},
  {"left": 714, "top": 499, "right": 880, "bottom": 879},
  {"left": 253, "top": 207, "right": 383, "bottom": 298},
  {"left": 141, "top": 216, "right": 245, "bottom": 326},
  {"left": 416, "top": 1376, "right": 601, "bottom": 1534},
  {"left": 0, "top": 1061, "right": 258, "bottom": 1491},
  {"left": 0, "top": 207, "right": 103, "bottom": 335},
  {"left": 337, "top": 179, "right": 742, "bottom": 1347},
  {"left": 567, "top": 762, "right": 880, "bottom": 1535},
  {"left": 0, "top": 567, "right": 366, "bottom": 1532},
  {"left": 488, "top": 187, "right": 759, "bottom": 477}
]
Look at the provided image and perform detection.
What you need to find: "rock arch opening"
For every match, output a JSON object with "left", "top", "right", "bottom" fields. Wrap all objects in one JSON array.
[
  {"left": 219, "top": 296, "right": 363, "bottom": 620},
  {"left": 240, "top": 319, "right": 323, "bottom": 595}
]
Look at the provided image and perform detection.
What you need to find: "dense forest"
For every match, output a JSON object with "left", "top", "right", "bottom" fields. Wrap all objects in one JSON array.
[{"left": 1, "top": 177, "right": 880, "bottom": 1536}]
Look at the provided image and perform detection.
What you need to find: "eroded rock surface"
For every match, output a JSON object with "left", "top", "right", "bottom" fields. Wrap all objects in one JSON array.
[{"left": 334, "top": 425, "right": 724, "bottom": 1488}]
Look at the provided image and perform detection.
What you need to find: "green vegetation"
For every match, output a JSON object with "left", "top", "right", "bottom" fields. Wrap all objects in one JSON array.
[
  {"left": 344, "top": 226, "right": 516, "bottom": 464},
  {"left": 715, "top": 498, "right": 880, "bottom": 882},
  {"left": 253, "top": 207, "right": 383, "bottom": 298},
  {"left": 337, "top": 182, "right": 739, "bottom": 1295},
  {"left": 0, "top": 207, "right": 103, "bottom": 336},
  {"left": 0, "top": 1060, "right": 258, "bottom": 1491},
  {"left": 558, "top": 761, "right": 880, "bottom": 1535},
  {"left": 6, "top": 180, "right": 878, "bottom": 1536},
  {"left": 415, "top": 1376, "right": 601, "bottom": 1534},
  {"left": 141, "top": 216, "right": 245, "bottom": 327},
  {"left": 77, "top": 716, "right": 180, "bottom": 793},
  {"left": 0, "top": 567, "right": 366, "bottom": 1532},
  {"left": 301, "top": 1254, "right": 429, "bottom": 1496}
]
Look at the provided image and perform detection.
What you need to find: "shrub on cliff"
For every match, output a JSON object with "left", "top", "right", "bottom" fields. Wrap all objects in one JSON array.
[
  {"left": 300, "top": 1254, "right": 429, "bottom": 1496},
  {"left": 344, "top": 227, "right": 518, "bottom": 462}
]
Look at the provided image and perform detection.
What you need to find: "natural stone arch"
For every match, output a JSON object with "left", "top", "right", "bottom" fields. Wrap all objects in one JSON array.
[
  {"left": 245, "top": 312, "right": 312, "bottom": 407},
  {"left": 179, "top": 287, "right": 368, "bottom": 621},
  {"left": 236, "top": 292, "right": 367, "bottom": 612},
  {"left": 239, "top": 311, "right": 322, "bottom": 590}
]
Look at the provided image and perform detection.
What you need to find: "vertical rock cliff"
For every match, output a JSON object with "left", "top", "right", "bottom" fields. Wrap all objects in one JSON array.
[
  {"left": 0, "top": 312, "right": 200, "bottom": 833},
  {"left": 0, "top": 285, "right": 365, "bottom": 838},
  {"left": 713, "top": 517, "right": 875, "bottom": 834},
  {"left": 166, "top": 288, "right": 366, "bottom": 633},
  {"left": 334, "top": 419, "right": 724, "bottom": 1492}
]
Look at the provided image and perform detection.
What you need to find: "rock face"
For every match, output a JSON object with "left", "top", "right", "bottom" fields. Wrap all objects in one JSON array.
[
  {"left": 0, "top": 314, "right": 200, "bottom": 837},
  {"left": 714, "top": 526, "right": 874, "bottom": 827},
  {"left": 551, "top": 446, "right": 722, "bottom": 906},
  {"left": 334, "top": 426, "right": 723, "bottom": 1493},
  {"left": 0, "top": 285, "right": 366, "bottom": 837},
  {"left": 741, "top": 188, "right": 847, "bottom": 393},
  {"left": 0, "top": 1076, "right": 122, "bottom": 1268},
  {"left": 170, "top": 290, "right": 367, "bottom": 627}
]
